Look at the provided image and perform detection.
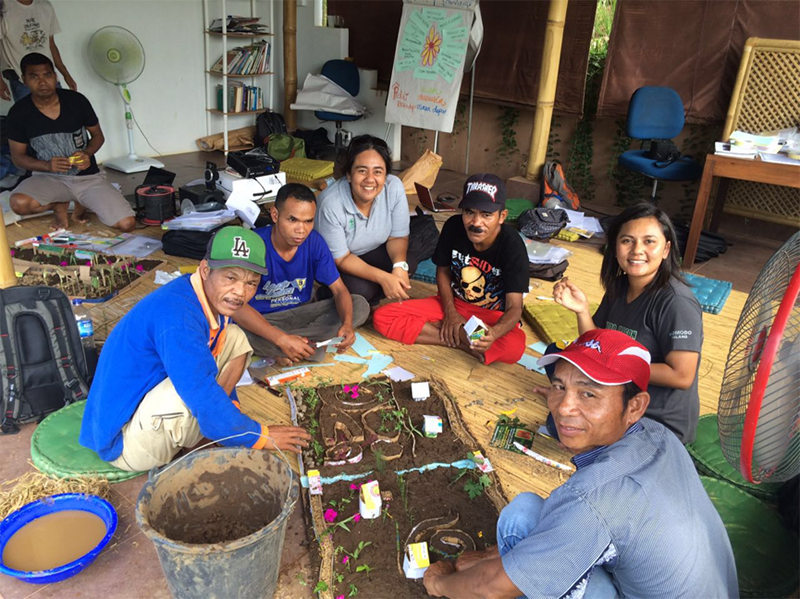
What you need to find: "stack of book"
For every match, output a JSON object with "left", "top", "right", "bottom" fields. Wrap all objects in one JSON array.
[
  {"left": 211, "top": 41, "right": 271, "bottom": 75},
  {"left": 209, "top": 16, "right": 269, "bottom": 35},
  {"left": 216, "top": 82, "right": 264, "bottom": 113}
]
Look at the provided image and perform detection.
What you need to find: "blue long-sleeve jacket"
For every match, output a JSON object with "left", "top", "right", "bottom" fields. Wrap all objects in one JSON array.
[{"left": 79, "top": 274, "right": 264, "bottom": 461}]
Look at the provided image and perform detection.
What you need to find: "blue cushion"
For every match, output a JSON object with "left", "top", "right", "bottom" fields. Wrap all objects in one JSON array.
[
  {"left": 627, "top": 86, "right": 685, "bottom": 139},
  {"left": 411, "top": 258, "right": 437, "bottom": 284},
  {"left": 619, "top": 150, "right": 703, "bottom": 181},
  {"left": 314, "top": 111, "right": 363, "bottom": 123},
  {"left": 683, "top": 273, "right": 733, "bottom": 315}
]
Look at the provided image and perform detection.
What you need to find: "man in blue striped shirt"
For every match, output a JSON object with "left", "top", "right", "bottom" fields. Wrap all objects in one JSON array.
[{"left": 423, "top": 329, "right": 738, "bottom": 599}]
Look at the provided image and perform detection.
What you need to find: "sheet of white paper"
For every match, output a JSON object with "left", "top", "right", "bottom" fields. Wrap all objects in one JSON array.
[
  {"left": 581, "top": 216, "right": 604, "bottom": 234},
  {"left": 236, "top": 368, "right": 255, "bottom": 387},
  {"left": 383, "top": 366, "right": 415, "bottom": 382},
  {"left": 225, "top": 192, "right": 260, "bottom": 228}
]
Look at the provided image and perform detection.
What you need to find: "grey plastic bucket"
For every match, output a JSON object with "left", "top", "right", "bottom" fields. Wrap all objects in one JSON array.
[{"left": 135, "top": 447, "right": 298, "bottom": 599}]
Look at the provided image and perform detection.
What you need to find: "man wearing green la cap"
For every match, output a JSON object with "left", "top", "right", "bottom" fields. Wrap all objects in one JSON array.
[{"left": 80, "top": 226, "right": 311, "bottom": 471}]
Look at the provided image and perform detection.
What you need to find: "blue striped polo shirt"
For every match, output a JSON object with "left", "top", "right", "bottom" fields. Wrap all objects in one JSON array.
[{"left": 502, "top": 418, "right": 738, "bottom": 598}]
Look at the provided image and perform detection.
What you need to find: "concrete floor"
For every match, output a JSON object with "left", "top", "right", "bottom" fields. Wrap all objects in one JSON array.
[{"left": 1, "top": 151, "right": 794, "bottom": 598}]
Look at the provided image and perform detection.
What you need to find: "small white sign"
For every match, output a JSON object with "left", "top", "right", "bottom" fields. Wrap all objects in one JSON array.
[{"left": 411, "top": 382, "right": 430, "bottom": 401}]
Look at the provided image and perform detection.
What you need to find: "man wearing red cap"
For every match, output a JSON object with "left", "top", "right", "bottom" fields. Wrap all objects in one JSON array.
[
  {"left": 373, "top": 174, "right": 529, "bottom": 365},
  {"left": 423, "top": 329, "right": 738, "bottom": 599}
]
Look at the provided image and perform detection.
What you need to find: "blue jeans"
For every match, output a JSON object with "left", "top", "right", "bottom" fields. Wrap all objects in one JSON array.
[
  {"left": 10, "top": 78, "right": 61, "bottom": 102},
  {"left": 497, "top": 493, "right": 619, "bottom": 599}
]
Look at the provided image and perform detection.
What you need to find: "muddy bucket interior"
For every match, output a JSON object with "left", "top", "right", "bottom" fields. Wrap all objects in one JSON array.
[{"left": 135, "top": 447, "right": 298, "bottom": 599}]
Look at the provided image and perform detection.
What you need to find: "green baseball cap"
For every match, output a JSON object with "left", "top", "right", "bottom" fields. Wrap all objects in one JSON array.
[{"left": 204, "top": 226, "right": 268, "bottom": 275}]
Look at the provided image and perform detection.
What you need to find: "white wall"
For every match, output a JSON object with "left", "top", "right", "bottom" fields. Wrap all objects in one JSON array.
[
  {"left": 288, "top": 2, "right": 403, "bottom": 160},
  {"left": 1, "top": 0, "right": 401, "bottom": 162},
  {"left": 10, "top": 0, "right": 210, "bottom": 161}
]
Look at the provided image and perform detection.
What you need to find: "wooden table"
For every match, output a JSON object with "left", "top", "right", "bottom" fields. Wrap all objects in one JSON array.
[{"left": 684, "top": 153, "right": 800, "bottom": 267}]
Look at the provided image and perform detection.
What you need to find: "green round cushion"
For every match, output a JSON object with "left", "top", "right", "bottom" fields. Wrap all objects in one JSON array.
[
  {"left": 687, "top": 414, "right": 782, "bottom": 502},
  {"left": 31, "top": 401, "right": 144, "bottom": 482},
  {"left": 701, "top": 476, "right": 799, "bottom": 599}
]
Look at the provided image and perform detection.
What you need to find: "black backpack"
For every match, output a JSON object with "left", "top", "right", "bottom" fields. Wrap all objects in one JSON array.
[
  {"left": 254, "top": 110, "right": 288, "bottom": 148},
  {"left": 1, "top": 286, "right": 91, "bottom": 434}
]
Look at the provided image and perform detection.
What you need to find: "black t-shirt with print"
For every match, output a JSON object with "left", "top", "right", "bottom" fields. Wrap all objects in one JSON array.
[
  {"left": 7, "top": 89, "right": 100, "bottom": 176},
  {"left": 433, "top": 215, "right": 529, "bottom": 311}
]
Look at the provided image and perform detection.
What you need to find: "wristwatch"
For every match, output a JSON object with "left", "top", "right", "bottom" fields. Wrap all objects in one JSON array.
[{"left": 392, "top": 261, "right": 409, "bottom": 272}]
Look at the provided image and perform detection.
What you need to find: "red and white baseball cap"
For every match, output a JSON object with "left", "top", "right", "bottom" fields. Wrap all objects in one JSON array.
[{"left": 537, "top": 329, "right": 651, "bottom": 392}]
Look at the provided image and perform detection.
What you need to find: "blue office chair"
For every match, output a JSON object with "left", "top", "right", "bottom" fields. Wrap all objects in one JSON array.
[
  {"left": 618, "top": 86, "right": 703, "bottom": 201},
  {"left": 315, "top": 59, "right": 362, "bottom": 148}
]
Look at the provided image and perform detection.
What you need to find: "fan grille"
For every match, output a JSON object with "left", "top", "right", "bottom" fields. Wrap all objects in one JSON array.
[
  {"left": 718, "top": 232, "right": 800, "bottom": 483},
  {"left": 88, "top": 26, "right": 145, "bottom": 85}
]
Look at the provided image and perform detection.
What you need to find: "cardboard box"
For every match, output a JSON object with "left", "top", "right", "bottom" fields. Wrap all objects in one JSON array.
[
  {"left": 464, "top": 315, "right": 488, "bottom": 343},
  {"left": 403, "top": 542, "right": 430, "bottom": 579}
]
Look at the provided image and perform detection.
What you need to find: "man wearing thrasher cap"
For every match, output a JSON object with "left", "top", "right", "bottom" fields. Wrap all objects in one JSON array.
[
  {"left": 424, "top": 329, "right": 737, "bottom": 599},
  {"left": 374, "top": 174, "right": 529, "bottom": 365},
  {"left": 81, "top": 226, "right": 310, "bottom": 471}
]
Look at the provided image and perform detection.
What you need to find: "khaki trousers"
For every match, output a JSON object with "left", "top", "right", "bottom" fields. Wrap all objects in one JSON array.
[{"left": 110, "top": 325, "right": 253, "bottom": 472}]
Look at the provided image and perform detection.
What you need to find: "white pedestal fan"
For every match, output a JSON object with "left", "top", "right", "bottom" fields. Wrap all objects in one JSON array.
[
  {"left": 718, "top": 231, "right": 800, "bottom": 484},
  {"left": 87, "top": 26, "right": 164, "bottom": 174}
]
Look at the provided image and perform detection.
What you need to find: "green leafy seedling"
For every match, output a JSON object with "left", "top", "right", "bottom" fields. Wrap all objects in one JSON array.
[
  {"left": 348, "top": 583, "right": 358, "bottom": 597},
  {"left": 313, "top": 580, "right": 328, "bottom": 594}
]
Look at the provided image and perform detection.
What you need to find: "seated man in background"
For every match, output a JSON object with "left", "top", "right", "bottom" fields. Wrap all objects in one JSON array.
[
  {"left": 373, "top": 174, "right": 528, "bottom": 365},
  {"left": 234, "top": 183, "right": 370, "bottom": 366},
  {"left": 423, "top": 329, "right": 738, "bottom": 599},
  {"left": 7, "top": 53, "right": 134, "bottom": 231},
  {"left": 80, "top": 226, "right": 310, "bottom": 472}
]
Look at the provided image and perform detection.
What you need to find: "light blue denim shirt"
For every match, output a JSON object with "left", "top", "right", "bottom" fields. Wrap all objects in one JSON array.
[{"left": 502, "top": 418, "right": 739, "bottom": 599}]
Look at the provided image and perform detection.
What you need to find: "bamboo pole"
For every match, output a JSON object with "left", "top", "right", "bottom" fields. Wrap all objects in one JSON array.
[
  {"left": 525, "top": 0, "right": 568, "bottom": 182},
  {"left": 0, "top": 220, "right": 16, "bottom": 288},
  {"left": 283, "top": 0, "right": 298, "bottom": 132}
]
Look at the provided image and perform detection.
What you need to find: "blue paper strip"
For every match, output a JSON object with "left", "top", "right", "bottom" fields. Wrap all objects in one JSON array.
[
  {"left": 518, "top": 353, "right": 545, "bottom": 374},
  {"left": 281, "top": 363, "right": 337, "bottom": 371},
  {"left": 528, "top": 341, "right": 549, "bottom": 355},
  {"left": 352, "top": 332, "right": 378, "bottom": 358},
  {"left": 334, "top": 355, "right": 370, "bottom": 365},
  {"left": 362, "top": 354, "right": 394, "bottom": 378}
]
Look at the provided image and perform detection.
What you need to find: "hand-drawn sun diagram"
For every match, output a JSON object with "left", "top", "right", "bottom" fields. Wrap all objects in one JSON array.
[{"left": 421, "top": 25, "right": 443, "bottom": 67}]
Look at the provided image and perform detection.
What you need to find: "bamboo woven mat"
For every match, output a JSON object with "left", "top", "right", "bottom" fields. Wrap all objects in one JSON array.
[{"left": 4, "top": 214, "right": 746, "bottom": 500}]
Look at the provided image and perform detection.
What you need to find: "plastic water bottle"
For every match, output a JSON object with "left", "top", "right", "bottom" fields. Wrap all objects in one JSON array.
[{"left": 72, "top": 299, "right": 95, "bottom": 351}]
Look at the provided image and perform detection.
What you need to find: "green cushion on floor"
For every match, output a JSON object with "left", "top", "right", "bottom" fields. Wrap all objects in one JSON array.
[
  {"left": 504, "top": 198, "right": 534, "bottom": 222},
  {"left": 687, "top": 414, "right": 782, "bottom": 502},
  {"left": 701, "top": 476, "right": 799, "bottom": 598},
  {"left": 31, "top": 401, "right": 144, "bottom": 482}
]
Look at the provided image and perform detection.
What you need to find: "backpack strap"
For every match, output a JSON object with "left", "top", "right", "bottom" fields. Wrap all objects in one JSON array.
[
  {"left": 0, "top": 290, "right": 21, "bottom": 434},
  {"left": 38, "top": 299, "right": 89, "bottom": 405}
]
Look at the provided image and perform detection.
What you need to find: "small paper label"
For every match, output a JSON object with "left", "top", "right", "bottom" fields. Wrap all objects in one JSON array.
[{"left": 407, "top": 542, "right": 430, "bottom": 568}]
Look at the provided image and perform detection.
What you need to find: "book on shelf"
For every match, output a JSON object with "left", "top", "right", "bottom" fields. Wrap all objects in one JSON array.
[
  {"left": 216, "top": 82, "right": 265, "bottom": 113},
  {"left": 210, "top": 41, "right": 271, "bottom": 75},
  {"left": 209, "top": 16, "right": 268, "bottom": 34}
]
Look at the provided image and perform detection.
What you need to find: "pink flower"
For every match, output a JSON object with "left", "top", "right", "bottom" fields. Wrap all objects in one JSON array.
[
  {"left": 9, "top": 250, "right": 14, "bottom": 256},
  {"left": 135, "top": 264, "right": 144, "bottom": 272},
  {"left": 86, "top": 261, "right": 92, "bottom": 266},
  {"left": 60, "top": 261, "right": 67, "bottom": 266},
  {"left": 353, "top": 514, "right": 361, "bottom": 523},
  {"left": 342, "top": 556, "right": 349, "bottom": 564},
  {"left": 323, "top": 508, "right": 338, "bottom": 523},
  {"left": 337, "top": 595, "right": 345, "bottom": 599},
  {"left": 349, "top": 483, "right": 358, "bottom": 490},
  {"left": 120, "top": 264, "right": 127, "bottom": 271}
]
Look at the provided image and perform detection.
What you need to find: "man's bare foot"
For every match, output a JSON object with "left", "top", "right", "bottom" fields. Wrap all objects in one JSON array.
[
  {"left": 72, "top": 204, "right": 89, "bottom": 224},
  {"left": 275, "top": 356, "right": 294, "bottom": 367},
  {"left": 50, "top": 202, "right": 69, "bottom": 230}
]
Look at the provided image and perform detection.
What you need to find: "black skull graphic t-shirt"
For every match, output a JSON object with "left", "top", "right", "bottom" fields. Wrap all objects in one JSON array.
[{"left": 432, "top": 215, "right": 529, "bottom": 311}]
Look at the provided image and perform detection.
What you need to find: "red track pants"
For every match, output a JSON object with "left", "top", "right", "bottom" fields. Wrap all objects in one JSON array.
[{"left": 372, "top": 295, "right": 526, "bottom": 365}]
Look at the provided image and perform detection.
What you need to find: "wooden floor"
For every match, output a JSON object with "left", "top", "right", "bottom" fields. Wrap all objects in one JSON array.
[{"left": 3, "top": 208, "right": 746, "bottom": 501}]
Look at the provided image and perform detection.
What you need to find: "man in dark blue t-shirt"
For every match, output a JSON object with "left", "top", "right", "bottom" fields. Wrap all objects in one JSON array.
[
  {"left": 234, "top": 183, "right": 370, "bottom": 366},
  {"left": 6, "top": 52, "right": 134, "bottom": 231}
]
